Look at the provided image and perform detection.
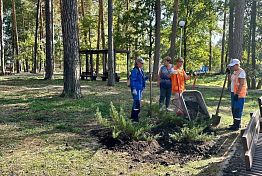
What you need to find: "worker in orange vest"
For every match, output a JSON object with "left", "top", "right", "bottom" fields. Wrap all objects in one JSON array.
[
  {"left": 170, "top": 57, "right": 191, "bottom": 115},
  {"left": 227, "top": 59, "right": 247, "bottom": 131}
]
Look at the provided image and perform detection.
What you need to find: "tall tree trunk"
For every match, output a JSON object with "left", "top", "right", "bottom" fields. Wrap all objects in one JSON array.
[
  {"left": 51, "top": 0, "right": 55, "bottom": 73},
  {"left": 209, "top": 29, "right": 212, "bottom": 71},
  {"left": 169, "top": 0, "right": 179, "bottom": 63},
  {"left": 45, "top": 0, "right": 54, "bottom": 79},
  {"left": 11, "top": 0, "right": 20, "bottom": 73},
  {"left": 100, "top": 0, "right": 106, "bottom": 73},
  {"left": 60, "top": 0, "right": 81, "bottom": 98},
  {"left": 149, "top": 15, "right": 153, "bottom": 59},
  {"left": 228, "top": 0, "right": 234, "bottom": 60},
  {"left": 220, "top": 0, "right": 227, "bottom": 73},
  {"left": 33, "top": 0, "right": 41, "bottom": 73},
  {"left": 125, "top": 0, "right": 129, "bottom": 51},
  {"left": 247, "top": 15, "right": 252, "bottom": 64},
  {"left": 107, "top": 0, "right": 115, "bottom": 86},
  {"left": 81, "top": 0, "right": 87, "bottom": 46},
  {"left": 96, "top": 0, "right": 101, "bottom": 75},
  {"left": 251, "top": 0, "right": 257, "bottom": 89},
  {"left": 39, "top": 2, "right": 43, "bottom": 72},
  {"left": 232, "top": 0, "right": 245, "bottom": 60},
  {"left": 0, "top": 0, "right": 4, "bottom": 74},
  {"left": 81, "top": 0, "right": 89, "bottom": 47},
  {"left": 100, "top": 0, "right": 105, "bottom": 49},
  {"left": 152, "top": 0, "right": 161, "bottom": 81},
  {"left": 227, "top": 0, "right": 235, "bottom": 89}
]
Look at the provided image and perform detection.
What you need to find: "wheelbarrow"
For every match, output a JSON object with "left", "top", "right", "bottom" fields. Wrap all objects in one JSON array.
[{"left": 179, "top": 90, "right": 210, "bottom": 121}]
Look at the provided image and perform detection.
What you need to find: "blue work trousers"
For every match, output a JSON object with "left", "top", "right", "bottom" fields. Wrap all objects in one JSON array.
[
  {"left": 159, "top": 87, "right": 172, "bottom": 108},
  {"left": 131, "top": 100, "right": 141, "bottom": 122},
  {"left": 231, "top": 92, "right": 245, "bottom": 121}
]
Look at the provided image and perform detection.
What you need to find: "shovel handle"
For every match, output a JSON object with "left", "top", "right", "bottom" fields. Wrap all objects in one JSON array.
[
  {"left": 215, "top": 74, "right": 228, "bottom": 115},
  {"left": 192, "top": 75, "right": 197, "bottom": 89},
  {"left": 175, "top": 73, "right": 181, "bottom": 97}
]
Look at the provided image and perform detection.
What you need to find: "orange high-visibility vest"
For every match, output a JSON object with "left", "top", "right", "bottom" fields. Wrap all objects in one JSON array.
[
  {"left": 171, "top": 66, "right": 186, "bottom": 93},
  {"left": 232, "top": 68, "right": 247, "bottom": 98}
]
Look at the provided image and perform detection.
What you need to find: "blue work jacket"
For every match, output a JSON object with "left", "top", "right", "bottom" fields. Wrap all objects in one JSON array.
[{"left": 130, "top": 67, "right": 148, "bottom": 100}]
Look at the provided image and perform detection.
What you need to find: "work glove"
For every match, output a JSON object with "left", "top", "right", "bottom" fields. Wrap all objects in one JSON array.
[
  {"left": 233, "top": 94, "right": 238, "bottom": 101},
  {"left": 226, "top": 67, "right": 230, "bottom": 74},
  {"left": 132, "top": 89, "right": 137, "bottom": 96}
]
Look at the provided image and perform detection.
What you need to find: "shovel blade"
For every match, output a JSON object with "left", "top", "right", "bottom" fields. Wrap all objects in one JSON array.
[{"left": 211, "top": 114, "right": 221, "bottom": 127}]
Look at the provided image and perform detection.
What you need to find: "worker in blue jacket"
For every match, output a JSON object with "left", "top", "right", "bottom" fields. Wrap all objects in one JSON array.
[{"left": 130, "top": 58, "right": 148, "bottom": 122}]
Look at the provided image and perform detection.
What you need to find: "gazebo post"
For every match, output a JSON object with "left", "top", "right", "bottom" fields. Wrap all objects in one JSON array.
[
  {"left": 85, "top": 51, "right": 89, "bottom": 74},
  {"left": 102, "top": 52, "right": 106, "bottom": 75},
  {"left": 79, "top": 55, "right": 82, "bottom": 75},
  {"left": 105, "top": 52, "right": 108, "bottom": 74},
  {"left": 127, "top": 52, "right": 130, "bottom": 79},
  {"left": 90, "top": 52, "right": 94, "bottom": 77},
  {"left": 113, "top": 49, "right": 116, "bottom": 75}
]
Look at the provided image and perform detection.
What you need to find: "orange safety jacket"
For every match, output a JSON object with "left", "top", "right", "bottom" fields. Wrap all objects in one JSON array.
[
  {"left": 232, "top": 68, "right": 247, "bottom": 98},
  {"left": 171, "top": 66, "right": 186, "bottom": 94}
]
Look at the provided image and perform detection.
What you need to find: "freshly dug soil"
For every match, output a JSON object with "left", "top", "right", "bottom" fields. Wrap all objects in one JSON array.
[{"left": 91, "top": 126, "right": 218, "bottom": 166}]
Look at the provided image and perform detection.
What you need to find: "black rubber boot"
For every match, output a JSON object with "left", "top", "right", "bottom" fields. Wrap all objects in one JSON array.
[
  {"left": 228, "top": 120, "right": 241, "bottom": 131},
  {"left": 131, "top": 109, "right": 139, "bottom": 122},
  {"left": 229, "top": 119, "right": 237, "bottom": 128}
]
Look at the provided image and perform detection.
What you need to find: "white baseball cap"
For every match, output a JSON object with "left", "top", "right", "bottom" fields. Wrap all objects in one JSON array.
[
  {"left": 228, "top": 59, "right": 240, "bottom": 67},
  {"left": 136, "top": 58, "right": 144, "bottom": 64}
]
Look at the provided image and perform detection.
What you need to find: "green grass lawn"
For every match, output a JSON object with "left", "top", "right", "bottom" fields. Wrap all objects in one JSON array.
[{"left": 0, "top": 74, "right": 261, "bottom": 176}]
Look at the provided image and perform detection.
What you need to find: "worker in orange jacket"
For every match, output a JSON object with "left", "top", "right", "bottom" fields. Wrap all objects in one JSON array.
[
  {"left": 227, "top": 59, "right": 247, "bottom": 131},
  {"left": 170, "top": 57, "right": 191, "bottom": 115}
]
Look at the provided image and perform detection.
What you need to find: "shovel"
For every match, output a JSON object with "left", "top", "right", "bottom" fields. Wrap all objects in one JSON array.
[
  {"left": 211, "top": 73, "right": 228, "bottom": 127},
  {"left": 192, "top": 73, "right": 197, "bottom": 90}
]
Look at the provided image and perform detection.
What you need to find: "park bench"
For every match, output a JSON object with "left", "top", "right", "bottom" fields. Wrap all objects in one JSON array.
[
  {"left": 80, "top": 72, "right": 97, "bottom": 81},
  {"left": 101, "top": 72, "right": 120, "bottom": 82},
  {"left": 241, "top": 109, "right": 261, "bottom": 171}
]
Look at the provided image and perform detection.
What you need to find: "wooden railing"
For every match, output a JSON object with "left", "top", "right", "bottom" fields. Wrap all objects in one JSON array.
[
  {"left": 241, "top": 97, "right": 262, "bottom": 171},
  {"left": 258, "top": 96, "right": 262, "bottom": 119}
]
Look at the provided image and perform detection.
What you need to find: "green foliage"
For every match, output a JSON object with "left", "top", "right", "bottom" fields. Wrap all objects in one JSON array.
[
  {"left": 96, "top": 102, "right": 152, "bottom": 140},
  {"left": 170, "top": 121, "right": 214, "bottom": 142},
  {"left": 158, "top": 111, "right": 188, "bottom": 127},
  {"left": 242, "top": 63, "right": 262, "bottom": 79}
]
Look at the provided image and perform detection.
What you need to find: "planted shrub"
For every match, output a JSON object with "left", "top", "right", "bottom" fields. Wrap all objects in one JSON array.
[
  {"left": 170, "top": 121, "right": 214, "bottom": 142},
  {"left": 158, "top": 111, "right": 188, "bottom": 127},
  {"left": 96, "top": 102, "right": 152, "bottom": 140}
]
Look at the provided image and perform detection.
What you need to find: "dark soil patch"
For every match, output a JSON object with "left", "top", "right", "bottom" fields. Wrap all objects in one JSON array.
[{"left": 90, "top": 126, "right": 219, "bottom": 166}]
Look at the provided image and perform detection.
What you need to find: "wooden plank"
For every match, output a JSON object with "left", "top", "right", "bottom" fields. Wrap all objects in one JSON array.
[
  {"left": 258, "top": 96, "right": 262, "bottom": 117},
  {"left": 258, "top": 96, "right": 262, "bottom": 131},
  {"left": 242, "top": 111, "right": 260, "bottom": 150},
  {"left": 240, "top": 133, "right": 262, "bottom": 175},
  {"left": 242, "top": 111, "right": 260, "bottom": 171},
  {"left": 245, "top": 132, "right": 258, "bottom": 170}
]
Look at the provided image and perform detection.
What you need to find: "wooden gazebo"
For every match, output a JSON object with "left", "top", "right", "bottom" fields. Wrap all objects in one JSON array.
[{"left": 79, "top": 49, "right": 130, "bottom": 81}]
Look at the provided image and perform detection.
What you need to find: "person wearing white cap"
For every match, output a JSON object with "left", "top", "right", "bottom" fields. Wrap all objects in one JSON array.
[
  {"left": 129, "top": 57, "right": 148, "bottom": 122},
  {"left": 227, "top": 58, "right": 247, "bottom": 130}
]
